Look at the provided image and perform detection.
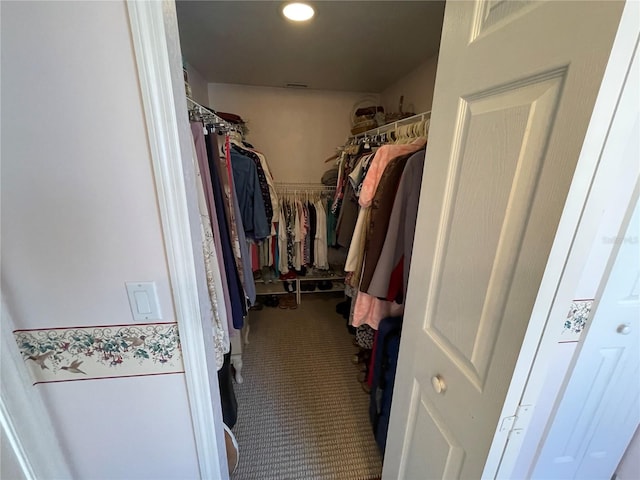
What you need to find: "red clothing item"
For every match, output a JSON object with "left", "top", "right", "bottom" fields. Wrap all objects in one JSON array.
[
  {"left": 251, "top": 243, "right": 260, "bottom": 272},
  {"left": 367, "top": 331, "right": 379, "bottom": 387},
  {"left": 387, "top": 256, "right": 404, "bottom": 302}
]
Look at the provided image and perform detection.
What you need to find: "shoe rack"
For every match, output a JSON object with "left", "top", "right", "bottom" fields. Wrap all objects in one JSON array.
[{"left": 255, "top": 273, "right": 345, "bottom": 305}]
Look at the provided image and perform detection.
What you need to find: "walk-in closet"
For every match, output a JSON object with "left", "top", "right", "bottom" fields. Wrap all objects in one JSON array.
[
  {"left": 173, "top": 1, "right": 635, "bottom": 479},
  {"left": 2, "top": 0, "right": 635, "bottom": 478},
  {"left": 175, "top": 2, "right": 445, "bottom": 478}
]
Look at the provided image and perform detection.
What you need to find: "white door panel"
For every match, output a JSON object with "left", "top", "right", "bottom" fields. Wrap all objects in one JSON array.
[
  {"left": 532, "top": 193, "right": 640, "bottom": 479},
  {"left": 383, "top": 1, "right": 624, "bottom": 478}
]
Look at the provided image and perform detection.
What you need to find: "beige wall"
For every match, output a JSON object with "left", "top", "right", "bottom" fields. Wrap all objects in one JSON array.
[
  {"left": 380, "top": 54, "right": 439, "bottom": 116},
  {"left": 208, "top": 83, "right": 379, "bottom": 183},
  {"left": 1, "top": 1, "right": 199, "bottom": 478}
]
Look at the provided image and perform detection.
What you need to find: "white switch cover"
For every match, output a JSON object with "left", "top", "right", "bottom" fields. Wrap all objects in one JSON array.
[{"left": 125, "top": 282, "right": 162, "bottom": 321}]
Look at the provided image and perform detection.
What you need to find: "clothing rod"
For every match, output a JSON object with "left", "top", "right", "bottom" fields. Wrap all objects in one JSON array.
[
  {"left": 275, "top": 185, "right": 336, "bottom": 190},
  {"left": 275, "top": 182, "right": 335, "bottom": 186},
  {"left": 186, "top": 97, "right": 235, "bottom": 131},
  {"left": 275, "top": 183, "right": 335, "bottom": 188},
  {"left": 349, "top": 110, "right": 432, "bottom": 140}
]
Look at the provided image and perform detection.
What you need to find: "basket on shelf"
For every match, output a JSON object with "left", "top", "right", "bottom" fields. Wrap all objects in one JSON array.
[
  {"left": 350, "top": 96, "right": 384, "bottom": 135},
  {"left": 384, "top": 95, "right": 414, "bottom": 124},
  {"left": 384, "top": 112, "right": 414, "bottom": 123}
]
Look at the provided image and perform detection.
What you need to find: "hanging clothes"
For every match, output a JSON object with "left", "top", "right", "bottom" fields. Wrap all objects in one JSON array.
[
  {"left": 351, "top": 150, "right": 426, "bottom": 329},
  {"left": 189, "top": 129, "right": 230, "bottom": 370},
  {"left": 205, "top": 131, "right": 247, "bottom": 329},
  {"left": 229, "top": 147, "right": 270, "bottom": 241},
  {"left": 336, "top": 179, "right": 360, "bottom": 248},
  {"left": 226, "top": 145, "right": 257, "bottom": 307},
  {"left": 274, "top": 188, "right": 334, "bottom": 272},
  {"left": 191, "top": 122, "right": 234, "bottom": 338},
  {"left": 368, "top": 150, "right": 427, "bottom": 302},
  {"left": 345, "top": 138, "right": 426, "bottom": 277},
  {"left": 326, "top": 195, "right": 337, "bottom": 247},
  {"left": 359, "top": 150, "right": 417, "bottom": 292},
  {"left": 231, "top": 144, "right": 273, "bottom": 225},
  {"left": 314, "top": 198, "right": 329, "bottom": 269},
  {"left": 308, "top": 202, "right": 317, "bottom": 264},
  {"left": 188, "top": 103, "right": 278, "bottom": 325}
]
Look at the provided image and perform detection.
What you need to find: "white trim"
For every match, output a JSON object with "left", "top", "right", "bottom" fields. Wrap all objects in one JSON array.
[
  {"left": 1, "top": 298, "right": 73, "bottom": 479},
  {"left": 484, "top": 1, "right": 640, "bottom": 477},
  {"left": 126, "top": 2, "right": 227, "bottom": 479}
]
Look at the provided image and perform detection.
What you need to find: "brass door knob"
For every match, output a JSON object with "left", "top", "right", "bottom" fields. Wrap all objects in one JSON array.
[{"left": 431, "top": 375, "right": 446, "bottom": 394}]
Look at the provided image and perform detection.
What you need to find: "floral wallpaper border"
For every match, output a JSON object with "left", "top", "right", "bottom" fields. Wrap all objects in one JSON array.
[
  {"left": 561, "top": 299, "right": 594, "bottom": 342},
  {"left": 14, "top": 322, "right": 184, "bottom": 384}
]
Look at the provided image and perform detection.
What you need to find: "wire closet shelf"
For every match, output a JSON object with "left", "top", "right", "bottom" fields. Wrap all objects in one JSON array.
[
  {"left": 275, "top": 182, "right": 336, "bottom": 198},
  {"left": 186, "top": 96, "right": 241, "bottom": 133},
  {"left": 349, "top": 110, "right": 432, "bottom": 142},
  {"left": 276, "top": 182, "right": 336, "bottom": 191}
]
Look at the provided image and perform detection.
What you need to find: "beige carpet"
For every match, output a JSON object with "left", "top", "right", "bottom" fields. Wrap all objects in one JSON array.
[{"left": 231, "top": 294, "right": 382, "bottom": 480}]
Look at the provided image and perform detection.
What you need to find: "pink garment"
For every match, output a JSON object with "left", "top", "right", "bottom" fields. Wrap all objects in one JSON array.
[
  {"left": 351, "top": 137, "right": 426, "bottom": 329},
  {"left": 359, "top": 138, "right": 426, "bottom": 208},
  {"left": 351, "top": 295, "right": 404, "bottom": 329}
]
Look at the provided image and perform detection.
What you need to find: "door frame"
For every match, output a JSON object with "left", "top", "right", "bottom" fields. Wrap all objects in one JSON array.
[
  {"left": 126, "top": 1, "right": 229, "bottom": 479},
  {"left": 121, "top": 2, "right": 639, "bottom": 480}
]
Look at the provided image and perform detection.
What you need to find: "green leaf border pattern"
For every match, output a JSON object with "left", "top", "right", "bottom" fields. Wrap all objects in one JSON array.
[{"left": 14, "top": 323, "right": 183, "bottom": 382}]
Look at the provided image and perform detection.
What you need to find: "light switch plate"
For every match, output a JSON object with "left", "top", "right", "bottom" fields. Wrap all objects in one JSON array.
[{"left": 125, "top": 282, "right": 162, "bottom": 321}]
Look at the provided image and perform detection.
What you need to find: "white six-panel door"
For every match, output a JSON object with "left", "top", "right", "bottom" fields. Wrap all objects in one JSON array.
[{"left": 383, "top": 1, "right": 625, "bottom": 478}]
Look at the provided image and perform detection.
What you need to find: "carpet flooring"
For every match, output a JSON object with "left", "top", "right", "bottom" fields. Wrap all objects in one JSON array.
[{"left": 231, "top": 294, "right": 383, "bottom": 480}]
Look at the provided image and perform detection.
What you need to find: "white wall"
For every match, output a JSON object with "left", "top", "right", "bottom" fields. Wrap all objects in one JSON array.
[
  {"left": 1, "top": 2, "right": 199, "bottom": 478},
  {"left": 186, "top": 62, "right": 209, "bottom": 105},
  {"left": 380, "top": 54, "right": 439, "bottom": 115},
  {"left": 208, "top": 83, "right": 379, "bottom": 183}
]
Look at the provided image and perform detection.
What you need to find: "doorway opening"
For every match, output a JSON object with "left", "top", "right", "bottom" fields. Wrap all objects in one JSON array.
[
  {"left": 162, "top": 4, "right": 632, "bottom": 473},
  {"left": 174, "top": 1, "right": 445, "bottom": 478}
]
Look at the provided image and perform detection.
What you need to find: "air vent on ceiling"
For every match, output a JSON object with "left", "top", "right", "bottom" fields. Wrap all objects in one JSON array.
[{"left": 285, "top": 82, "right": 308, "bottom": 89}]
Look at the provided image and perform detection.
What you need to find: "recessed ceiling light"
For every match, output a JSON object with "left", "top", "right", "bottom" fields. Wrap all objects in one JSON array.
[{"left": 282, "top": 2, "right": 315, "bottom": 22}]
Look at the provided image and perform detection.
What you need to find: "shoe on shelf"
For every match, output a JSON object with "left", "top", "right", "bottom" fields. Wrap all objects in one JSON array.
[
  {"left": 317, "top": 280, "right": 333, "bottom": 291},
  {"left": 283, "top": 281, "right": 296, "bottom": 293},
  {"left": 261, "top": 266, "right": 273, "bottom": 283},
  {"left": 300, "top": 281, "right": 316, "bottom": 292},
  {"left": 279, "top": 270, "right": 297, "bottom": 281}
]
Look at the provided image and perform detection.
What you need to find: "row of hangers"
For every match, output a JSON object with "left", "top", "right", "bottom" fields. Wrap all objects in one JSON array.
[
  {"left": 187, "top": 97, "right": 244, "bottom": 136},
  {"left": 355, "top": 118, "right": 430, "bottom": 147},
  {"left": 325, "top": 114, "right": 431, "bottom": 164},
  {"left": 276, "top": 187, "right": 334, "bottom": 203},
  {"left": 343, "top": 111, "right": 432, "bottom": 151}
]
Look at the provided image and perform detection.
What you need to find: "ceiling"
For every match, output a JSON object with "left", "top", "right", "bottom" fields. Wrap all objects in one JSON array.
[{"left": 176, "top": 1, "right": 445, "bottom": 93}]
